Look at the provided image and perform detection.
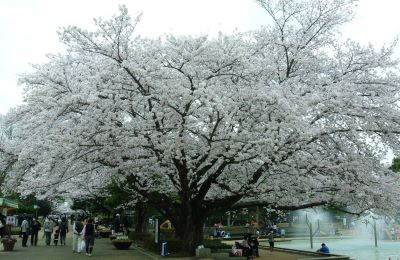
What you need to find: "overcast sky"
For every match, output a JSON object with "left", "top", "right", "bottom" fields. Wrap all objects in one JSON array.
[{"left": 0, "top": 0, "right": 399, "bottom": 115}]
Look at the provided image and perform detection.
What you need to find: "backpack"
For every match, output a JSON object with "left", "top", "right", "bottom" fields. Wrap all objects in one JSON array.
[
  {"left": 44, "top": 222, "right": 51, "bottom": 232},
  {"left": 60, "top": 221, "right": 67, "bottom": 231},
  {"left": 75, "top": 221, "right": 83, "bottom": 233}
]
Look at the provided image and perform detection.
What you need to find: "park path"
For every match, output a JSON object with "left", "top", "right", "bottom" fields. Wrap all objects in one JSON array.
[
  {"left": 0, "top": 228, "right": 157, "bottom": 260},
  {"left": 1, "top": 228, "right": 311, "bottom": 260}
]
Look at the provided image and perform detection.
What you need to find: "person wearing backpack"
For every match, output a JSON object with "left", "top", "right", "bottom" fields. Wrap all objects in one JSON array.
[
  {"left": 30, "top": 218, "right": 41, "bottom": 246},
  {"left": 59, "top": 216, "right": 68, "bottom": 245},
  {"left": 43, "top": 217, "right": 53, "bottom": 246},
  {"left": 83, "top": 218, "right": 95, "bottom": 256},
  {"left": 72, "top": 217, "right": 84, "bottom": 253}
]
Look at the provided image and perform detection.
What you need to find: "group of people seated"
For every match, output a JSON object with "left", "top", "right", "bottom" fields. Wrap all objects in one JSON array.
[
  {"left": 233, "top": 234, "right": 259, "bottom": 259},
  {"left": 212, "top": 228, "right": 231, "bottom": 239},
  {"left": 232, "top": 234, "right": 329, "bottom": 259}
]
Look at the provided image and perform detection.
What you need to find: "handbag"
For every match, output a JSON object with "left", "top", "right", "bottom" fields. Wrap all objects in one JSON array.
[{"left": 80, "top": 239, "right": 86, "bottom": 251}]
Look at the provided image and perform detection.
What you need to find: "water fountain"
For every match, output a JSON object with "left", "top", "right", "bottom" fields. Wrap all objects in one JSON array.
[{"left": 261, "top": 209, "right": 400, "bottom": 260}]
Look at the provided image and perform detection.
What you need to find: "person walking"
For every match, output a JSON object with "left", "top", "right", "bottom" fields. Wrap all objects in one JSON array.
[
  {"left": 70, "top": 214, "right": 75, "bottom": 225},
  {"left": 83, "top": 218, "right": 95, "bottom": 256},
  {"left": 114, "top": 214, "right": 121, "bottom": 234},
  {"left": 59, "top": 216, "right": 68, "bottom": 245},
  {"left": 268, "top": 230, "right": 275, "bottom": 252},
  {"left": 30, "top": 218, "right": 41, "bottom": 246},
  {"left": 0, "top": 213, "right": 5, "bottom": 238},
  {"left": 123, "top": 216, "right": 129, "bottom": 235},
  {"left": 72, "top": 216, "right": 84, "bottom": 253},
  {"left": 43, "top": 217, "right": 53, "bottom": 246},
  {"left": 21, "top": 216, "right": 29, "bottom": 247}
]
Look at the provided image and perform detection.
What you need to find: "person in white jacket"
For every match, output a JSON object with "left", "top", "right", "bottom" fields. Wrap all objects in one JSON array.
[{"left": 72, "top": 217, "right": 84, "bottom": 253}]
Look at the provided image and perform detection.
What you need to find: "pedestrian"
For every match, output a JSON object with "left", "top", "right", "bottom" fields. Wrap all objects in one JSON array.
[
  {"left": 245, "top": 222, "right": 250, "bottom": 234},
  {"left": 70, "top": 214, "right": 75, "bottom": 225},
  {"left": 59, "top": 216, "right": 68, "bottom": 245},
  {"left": 21, "top": 216, "right": 29, "bottom": 247},
  {"left": 123, "top": 215, "right": 129, "bottom": 235},
  {"left": 30, "top": 218, "right": 41, "bottom": 246},
  {"left": 72, "top": 216, "right": 84, "bottom": 253},
  {"left": 268, "top": 229, "right": 275, "bottom": 252},
  {"left": 54, "top": 220, "right": 60, "bottom": 246},
  {"left": 43, "top": 217, "right": 53, "bottom": 246},
  {"left": 114, "top": 214, "right": 120, "bottom": 234},
  {"left": 83, "top": 218, "right": 95, "bottom": 256},
  {"left": 0, "top": 213, "right": 5, "bottom": 238}
]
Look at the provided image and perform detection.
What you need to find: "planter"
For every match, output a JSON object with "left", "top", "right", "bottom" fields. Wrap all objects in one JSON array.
[
  {"left": 112, "top": 239, "right": 133, "bottom": 250},
  {"left": 109, "top": 234, "right": 117, "bottom": 241},
  {"left": 2, "top": 238, "right": 17, "bottom": 251}
]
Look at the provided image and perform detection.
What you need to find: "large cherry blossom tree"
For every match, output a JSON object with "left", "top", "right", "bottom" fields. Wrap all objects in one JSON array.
[{"left": 2, "top": 0, "right": 400, "bottom": 252}]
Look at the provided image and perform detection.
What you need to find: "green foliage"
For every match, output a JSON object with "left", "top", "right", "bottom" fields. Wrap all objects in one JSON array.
[
  {"left": 128, "top": 231, "right": 153, "bottom": 242},
  {"left": 4, "top": 193, "right": 52, "bottom": 217},
  {"left": 389, "top": 157, "right": 400, "bottom": 173},
  {"left": 71, "top": 178, "right": 134, "bottom": 216},
  {"left": 202, "top": 239, "right": 232, "bottom": 250},
  {"left": 160, "top": 228, "right": 175, "bottom": 239}
]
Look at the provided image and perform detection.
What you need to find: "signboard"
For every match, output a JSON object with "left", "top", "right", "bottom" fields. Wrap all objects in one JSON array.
[{"left": 6, "top": 215, "right": 16, "bottom": 226}]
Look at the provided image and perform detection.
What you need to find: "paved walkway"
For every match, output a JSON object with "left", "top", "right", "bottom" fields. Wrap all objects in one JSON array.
[{"left": 0, "top": 230, "right": 158, "bottom": 260}]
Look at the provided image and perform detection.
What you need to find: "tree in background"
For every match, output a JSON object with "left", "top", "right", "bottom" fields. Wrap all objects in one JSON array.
[
  {"left": 2, "top": 0, "right": 400, "bottom": 253},
  {"left": 389, "top": 157, "right": 400, "bottom": 173}
]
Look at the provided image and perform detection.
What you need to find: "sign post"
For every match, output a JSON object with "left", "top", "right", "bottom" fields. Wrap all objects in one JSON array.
[{"left": 155, "top": 218, "right": 160, "bottom": 244}]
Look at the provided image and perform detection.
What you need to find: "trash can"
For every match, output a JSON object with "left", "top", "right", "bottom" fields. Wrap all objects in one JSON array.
[{"left": 161, "top": 241, "right": 169, "bottom": 256}]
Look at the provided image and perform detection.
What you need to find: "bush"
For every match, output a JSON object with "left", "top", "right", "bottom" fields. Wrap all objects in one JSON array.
[
  {"left": 143, "top": 237, "right": 161, "bottom": 252},
  {"left": 160, "top": 228, "right": 175, "bottom": 239},
  {"left": 128, "top": 232, "right": 153, "bottom": 242},
  {"left": 10, "top": 227, "right": 20, "bottom": 236},
  {"left": 203, "top": 239, "right": 232, "bottom": 250}
]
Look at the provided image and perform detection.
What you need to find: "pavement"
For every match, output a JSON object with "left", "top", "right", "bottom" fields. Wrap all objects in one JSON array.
[
  {"left": 0, "top": 230, "right": 158, "bottom": 260},
  {"left": 1, "top": 229, "right": 326, "bottom": 260}
]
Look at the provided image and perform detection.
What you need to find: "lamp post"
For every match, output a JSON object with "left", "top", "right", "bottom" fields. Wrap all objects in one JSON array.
[{"left": 305, "top": 213, "right": 313, "bottom": 249}]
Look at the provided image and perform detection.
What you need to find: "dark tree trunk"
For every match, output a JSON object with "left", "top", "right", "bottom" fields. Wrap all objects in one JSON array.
[
  {"left": 173, "top": 213, "right": 206, "bottom": 254},
  {"left": 135, "top": 201, "right": 146, "bottom": 233}
]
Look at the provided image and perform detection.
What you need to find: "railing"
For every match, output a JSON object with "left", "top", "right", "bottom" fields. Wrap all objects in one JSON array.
[{"left": 258, "top": 245, "right": 351, "bottom": 260}]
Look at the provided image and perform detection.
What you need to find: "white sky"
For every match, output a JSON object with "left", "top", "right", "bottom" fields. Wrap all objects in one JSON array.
[{"left": 0, "top": 0, "right": 399, "bottom": 115}]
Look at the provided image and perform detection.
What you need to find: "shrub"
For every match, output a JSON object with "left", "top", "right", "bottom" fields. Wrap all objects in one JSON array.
[
  {"left": 203, "top": 239, "right": 232, "bottom": 250},
  {"left": 129, "top": 232, "right": 153, "bottom": 242},
  {"left": 160, "top": 228, "right": 175, "bottom": 239}
]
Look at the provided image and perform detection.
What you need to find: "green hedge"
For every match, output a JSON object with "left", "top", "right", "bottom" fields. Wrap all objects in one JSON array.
[
  {"left": 203, "top": 239, "right": 232, "bottom": 250},
  {"left": 160, "top": 228, "right": 175, "bottom": 239},
  {"left": 128, "top": 232, "right": 153, "bottom": 242}
]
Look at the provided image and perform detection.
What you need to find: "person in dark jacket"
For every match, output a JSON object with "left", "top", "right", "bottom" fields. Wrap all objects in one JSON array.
[
  {"left": 114, "top": 214, "right": 120, "bottom": 234},
  {"left": 0, "top": 213, "right": 5, "bottom": 238},
  {"left": 123, "top": 216, "right": 129, "bottom": 235},
  {"left": 59, "top": 216, "right": 68, "bottom": 245},
  {"left": 84, "top": 218, "right": 95, "bottom": 256},
  {"left": 30, "top": 218, "right": 41, "bottom": 246},
  {"left": 317, "top": 243, "right": 330, "bottom": 254}
]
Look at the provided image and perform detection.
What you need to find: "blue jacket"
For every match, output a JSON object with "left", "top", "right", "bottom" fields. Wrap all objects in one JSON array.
[{"left": 319, "top": 245, "right": 330, "bottom": 253}]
